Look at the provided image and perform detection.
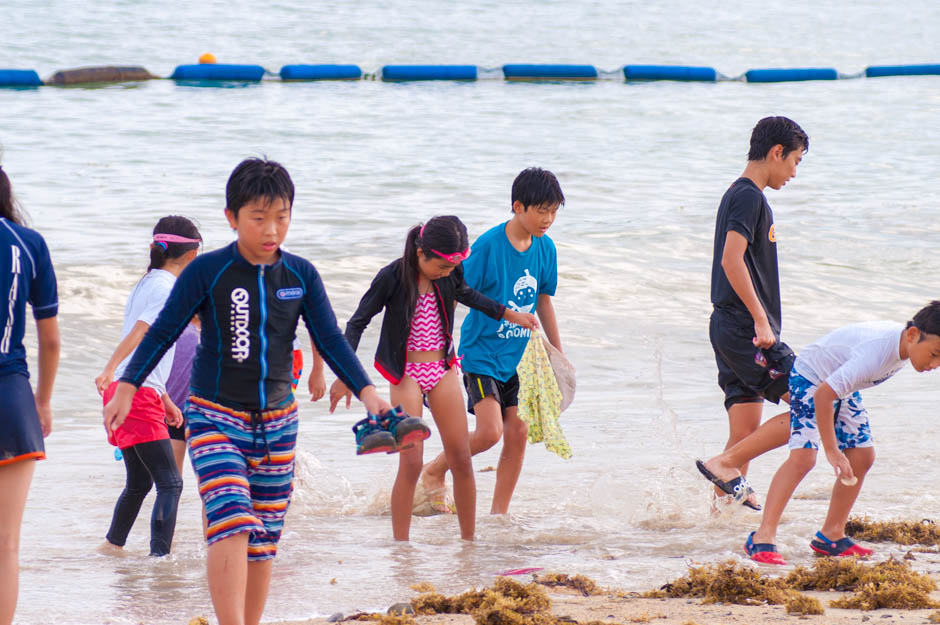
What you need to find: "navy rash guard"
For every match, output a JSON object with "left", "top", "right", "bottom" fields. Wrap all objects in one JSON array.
[
  {"left": 0, "top": 218, "right": 58, "bottom": 379},
  {"left": 121, "top": 242, "right": 372, "bottom": 411}
]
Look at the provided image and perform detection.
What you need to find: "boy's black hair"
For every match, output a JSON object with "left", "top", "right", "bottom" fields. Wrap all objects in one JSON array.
[
  {"left": 149, "top": 215, "right": 202, "bottom": 272},
  {"left": 400, "top": 215, "right": 469, "bottom": 313},
  {"left": 511, "top": 167, "right": 565, "bottom": 211},
  {"left": 908, "top": 301, "right": 940, "bottom": 339},
  {"left": 747, "top": 116, "right": 809, "bottom": 161},
  {"left": 226, "top": 157, "right": 295, "bottom": 217}
]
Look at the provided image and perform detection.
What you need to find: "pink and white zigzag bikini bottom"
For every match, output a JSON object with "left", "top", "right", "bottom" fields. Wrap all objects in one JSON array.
[{"left": 404, "top": 360, "right": 448, "bottom": 394}]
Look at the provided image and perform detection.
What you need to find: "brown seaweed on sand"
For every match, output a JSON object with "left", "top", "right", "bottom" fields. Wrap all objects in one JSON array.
[
  {"left": 643, "top": 555, "right": 939, "bottom": 614},
  {"left": 340, "top": 613, "right": 417, "bottom": 625},
  {"left": 783, "top": 593, "right": 824, "bottom": 615},
  {"left": 787, "top": 555, "right": 938, "bottom": 610},
  {"left": 535, "top": 573, "right": 602, "bottom": 596},
  {"left": 641, "top": 560, "right": 791, "bottom": 606},
  {"left": 408, "top": 576, "right": 620, "bottom": 625},
  {"left": 845, "top": 516, "right": 940, "bottom": 546},
  {"left": 827, "top": 558, "right": 939, "bottom": 610},
  {"left": 412, "top": 577, "right": 550, "bottom": 619}
]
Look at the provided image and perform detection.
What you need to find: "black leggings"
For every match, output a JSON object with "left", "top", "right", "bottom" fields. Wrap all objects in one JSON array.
[{"left": 106, "top": 438, "right": 183, "bottom": 556}]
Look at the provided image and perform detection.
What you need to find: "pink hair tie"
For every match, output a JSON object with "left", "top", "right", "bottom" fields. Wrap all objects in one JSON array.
[{"left": 153, "top": 233, "right": 201, "bottom": 244}]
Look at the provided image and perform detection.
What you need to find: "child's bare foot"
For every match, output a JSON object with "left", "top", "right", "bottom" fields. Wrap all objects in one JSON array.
[
  {"left": 419, "top": 464, "right": 446, "bottom": 495},
  {"left": 412, "top": 466, "right": 452, "bottom": 516},
  {"left": 96, "top": 540, "right": 125, "bottom": 555}
]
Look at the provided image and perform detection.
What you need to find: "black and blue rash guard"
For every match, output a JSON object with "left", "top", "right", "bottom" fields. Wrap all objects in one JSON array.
[{"left": 121, "top": 242, "right": 372, "bottom": 411}]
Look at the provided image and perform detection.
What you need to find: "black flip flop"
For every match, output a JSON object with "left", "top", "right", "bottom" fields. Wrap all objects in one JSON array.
[{"left": 695, "top": 459, "right": 762, "bottom": 511}]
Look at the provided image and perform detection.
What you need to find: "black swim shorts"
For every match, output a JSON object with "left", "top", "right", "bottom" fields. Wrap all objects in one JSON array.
[
  {"left": 463, "top": 372, "right": 520, "bottom": 415},
  {"left": 709, "top": 308, "right": 795, "bottom": 410}
]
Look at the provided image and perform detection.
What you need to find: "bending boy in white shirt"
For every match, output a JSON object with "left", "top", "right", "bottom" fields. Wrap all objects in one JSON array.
[{"left": 744, "top": 301, "right": 940, "bottom": 565}]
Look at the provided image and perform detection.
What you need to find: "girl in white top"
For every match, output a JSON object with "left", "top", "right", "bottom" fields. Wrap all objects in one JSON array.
[
  {"left": 744, "top": 301, "right": 940, "bottom": 565},
  {"left": 94, "top": 216, "right": 201, "bottom": 556}
]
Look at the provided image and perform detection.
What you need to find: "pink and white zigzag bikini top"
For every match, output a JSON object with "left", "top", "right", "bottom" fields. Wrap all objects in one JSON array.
[{"left": 407, "top": 292, "right": 445, "bottom": 351}]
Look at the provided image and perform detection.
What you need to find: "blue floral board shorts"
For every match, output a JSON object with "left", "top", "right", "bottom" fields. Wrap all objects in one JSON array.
[{"left": 788, "top": 370, "right": 872, "bottom": 451}]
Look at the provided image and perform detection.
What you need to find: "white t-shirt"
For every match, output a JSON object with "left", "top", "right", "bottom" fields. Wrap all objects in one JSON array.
[
  {"left": 794, "top": 321, "right": 906, "bottom": 398},
  {"left": 113, "top": 269, "right": 176, "bottom": 394}
]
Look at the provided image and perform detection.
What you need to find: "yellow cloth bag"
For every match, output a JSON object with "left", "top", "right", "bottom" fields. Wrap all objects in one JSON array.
[{"left": 516, "top": 330, "right": 572, "bottom": 459}]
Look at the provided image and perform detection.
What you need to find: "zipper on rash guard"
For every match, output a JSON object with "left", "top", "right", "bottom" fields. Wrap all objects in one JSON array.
[{"left": 258, "top": 264, "right": 268, "bottom": 409}]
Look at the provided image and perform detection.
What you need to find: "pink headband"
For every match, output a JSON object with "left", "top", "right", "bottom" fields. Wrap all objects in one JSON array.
[
  {"left": 419, "top": 223, "right": 471, "bottom": 264},
  {"left": 154, "top": 233, "right": 201, "bottom": 244}
]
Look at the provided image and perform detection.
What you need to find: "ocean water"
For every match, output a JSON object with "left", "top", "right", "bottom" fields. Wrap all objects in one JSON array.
[{"left": 3, "top": 1, "right": 940, "bottom": 623}]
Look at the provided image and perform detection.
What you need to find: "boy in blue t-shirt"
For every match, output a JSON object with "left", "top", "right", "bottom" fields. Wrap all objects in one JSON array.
[{"left": 421, "top": 167, "right": 565, "bottom": 514}]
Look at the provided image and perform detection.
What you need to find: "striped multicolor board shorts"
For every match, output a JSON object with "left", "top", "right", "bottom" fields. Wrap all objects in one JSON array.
[{"left": 185, "top": 395, "right": 299, "bottom": 561}]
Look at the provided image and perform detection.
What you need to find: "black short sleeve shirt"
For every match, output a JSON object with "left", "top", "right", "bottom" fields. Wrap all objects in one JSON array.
[{"left": 710, "top": 177, "right": 781, "bottom": 335}]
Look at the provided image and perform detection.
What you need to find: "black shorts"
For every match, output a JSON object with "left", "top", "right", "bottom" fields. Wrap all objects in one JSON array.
[
  {"left": 709, "top": 309, "right": 795, "bottom": 410},
  {"left": 463, "top": 372, "right": 519, "bottom": 415},
  {"left": 0, "top": 373, "right": 45, "bottom": 465}
]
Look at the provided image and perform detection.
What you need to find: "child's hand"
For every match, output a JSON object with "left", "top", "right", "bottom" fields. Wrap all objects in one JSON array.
[
  {"left": 329, "top": 379, "right": 353, "bottom": 413},
  {"left": 752, "top": 318, "right": 776, "bottom": 349},
  {"left": 95, "top": 369, "right": 114, "bottom": 396},
  {"left": 36, "top": 401, "right": 52, "bottom": 437},
  {"left": 308, "top": 369, "right": 326, "bottom": 402},
  {"left": 164, "top": 401, "right": 184, "bottom": 428},
  {"left": 103, "top": 383, "right": 136, "bottom": 436},
  {"left": 505, "top": 309, "right": 540, "bottom": 331},
  {"left": 824, "top": 448, "right": 855, "bottom": 484},
  {"left": 359, "top": 385, "right": 392, "bottom": 417}
]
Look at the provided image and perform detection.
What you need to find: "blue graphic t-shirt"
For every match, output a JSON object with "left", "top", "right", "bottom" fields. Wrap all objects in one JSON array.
[
  {"left": 459, "top": 221, "right": 557, "bottom": 381},
  {"left": 0, "top": 217, "right": 58, "bottom": 379}
]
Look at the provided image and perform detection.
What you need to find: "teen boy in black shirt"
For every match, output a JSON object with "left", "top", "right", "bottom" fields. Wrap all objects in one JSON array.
[{"left": 697, "top": 117, "right": 809, "bottom": 510}]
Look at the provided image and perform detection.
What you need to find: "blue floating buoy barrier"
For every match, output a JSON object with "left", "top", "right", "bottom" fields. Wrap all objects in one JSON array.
[
  {"left": 502, "top": 64, "right": 598, "bottom": 80},
  {"left": 280, "top": 64, "right": 362, "bottom": 80},
  {"left": 0, "top": 69, "right": 42, "bottom": 87},
  {"left": 865, "top": 64, "right": 940, "bottom": 78},
  {"left": 623, "top": 65, "right": 716, "bottom": 82},
  {"left": 170, "top": 64, "right": 265, "bottom": 81},
  {"left": 46, "top": 66, "right": 154, "bottom": 85},
  {"left": 381, "top": 65, "right": 477, "bottom": 81},
  {"left": 745, "top": 68, "right": 838, "bottom": 83}
]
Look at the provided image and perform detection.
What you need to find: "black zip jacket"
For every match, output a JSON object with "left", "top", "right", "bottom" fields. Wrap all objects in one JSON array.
[
  {"left": 121, "top": 242, "right": 372, "bottom": 411},
  {"left": 345, "top": 259, "right": 505, "bottom": 384}
]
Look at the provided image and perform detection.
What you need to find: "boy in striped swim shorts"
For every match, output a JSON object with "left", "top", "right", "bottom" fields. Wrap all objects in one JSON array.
[{"left": 104, "top": 158, "right": 390, "bottom": 625}]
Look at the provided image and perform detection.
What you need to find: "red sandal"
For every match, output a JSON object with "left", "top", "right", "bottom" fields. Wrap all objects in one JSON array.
[{"left": 744, "top": 531, "right": 787, "bottom": 565}]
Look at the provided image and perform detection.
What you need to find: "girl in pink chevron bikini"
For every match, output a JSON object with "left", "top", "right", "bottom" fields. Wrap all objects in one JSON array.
[{"left": 330, "top": 215, "right": 538, "bottom": 541}]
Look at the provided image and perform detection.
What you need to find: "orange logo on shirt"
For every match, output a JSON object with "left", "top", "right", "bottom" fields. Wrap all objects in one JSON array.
[{"left": 768, "top": 224, "right": 777, "bottom": 243}]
